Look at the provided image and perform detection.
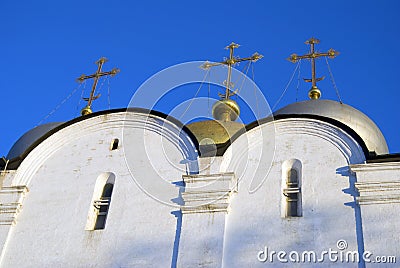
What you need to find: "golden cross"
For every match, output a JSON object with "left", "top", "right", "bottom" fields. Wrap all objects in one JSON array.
[
  {"left": 287, "top": 37, "right": 339, "bottom": 99},
  {"left": 77, "top": 57, "right": 120, "bottom": 115},
  {"left": 201, "top": 42, "right": 263, "bottom": 99}
]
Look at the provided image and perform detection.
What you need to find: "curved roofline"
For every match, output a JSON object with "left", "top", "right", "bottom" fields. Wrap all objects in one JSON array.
[
  {"left": 0, "top": 108, "right": 380, "bottom": 169},
  {"left": 209, "top": 113, "right": 372, "bottom": 159},
  {"left": 272, "top": 99, "right": 388, "bottom": 155},
  {"left": 6, "top": 122, "right": 64, "bottom": 160},
  {"left": 1, "top": 108, "right": 199, "bottom": 170},
  {"left": 366, "top": 153, "right": 400, "bottom": 163}
]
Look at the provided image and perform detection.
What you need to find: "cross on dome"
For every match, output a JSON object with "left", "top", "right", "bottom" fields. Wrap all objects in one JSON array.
[
  {"left": 287, "top": 37, "right": 339, "bottom": 100},
  {"left": 77, "top": 57, "right": 120, "bottom": 116}
]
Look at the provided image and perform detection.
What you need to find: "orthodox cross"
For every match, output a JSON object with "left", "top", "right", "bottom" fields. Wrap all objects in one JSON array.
[
  {"left": 201, "top": 42, "right": 263, "bottom": 99},
  {"left": 287, "top": 37, "right": 339, "bottom": 99},
  {"left": 77, "top": 57, "right": 120, "bottom": 115}
]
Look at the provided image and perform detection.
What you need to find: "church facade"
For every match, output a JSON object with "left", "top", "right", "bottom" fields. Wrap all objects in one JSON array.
[
  {"left": 0, "top": 41, "right": 399, "bottom": 267},
  {"left": 0, "top": 97, "right": 398, "bottom": 267}
]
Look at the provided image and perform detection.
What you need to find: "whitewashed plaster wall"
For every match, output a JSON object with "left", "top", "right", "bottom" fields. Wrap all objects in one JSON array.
[
  {"left": 0, "top": 111, "right": 198, "bottom": 268},
  {"left": 1, "top": 113, "right": 393, "bottom": 268},
  {"left": 221, "top": 118, "right": 367, "bottom": 267},
  {"left": 350, "top": 162, "right": 400, "bottom": 267},
  {"left": 0, "top": 170, "right": 17, "bottom": 257}
]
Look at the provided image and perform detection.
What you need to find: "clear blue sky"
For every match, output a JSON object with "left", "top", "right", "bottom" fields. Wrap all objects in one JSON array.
[{"left": 1, "top": 0, "right": 399, "bottom": 156}]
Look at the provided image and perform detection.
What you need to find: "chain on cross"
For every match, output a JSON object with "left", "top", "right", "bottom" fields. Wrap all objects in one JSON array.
[
  {"left": 77, "top": 57, "right": 120, "bottom": 116},
  {"left": 288, "top": 37, "right": 339, "bottom": 99}
]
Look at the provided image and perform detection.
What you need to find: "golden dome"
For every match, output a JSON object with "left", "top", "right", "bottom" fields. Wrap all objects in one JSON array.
[
  {"left": 212, "top": 99, "right": 240, "bottom": 121},
  {"left": 186, "top": 120, "right": 245, "bottom": 146},
  {"left": 185, "top": 98, "right": 243, "bottom": 156}
]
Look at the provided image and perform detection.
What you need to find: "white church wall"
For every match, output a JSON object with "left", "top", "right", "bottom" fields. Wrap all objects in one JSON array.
[
  {"left": 350, "top": 162, "right": 400, "bottom": 266},
  {"left": 0, "top": 170, "right": 17, "bottom": 259},
  {"left": 0, "top": 112, "right": 198, "bottom": 268},
  {"left": 1, "top": 111, "right": 397, "bottom": 267},
  {"left": 221, "top": 118, "right": 366, "bottom": 267},
  {"left": 178, "top": 213, "right": 226, "bottom": 267},
  {"left": 178, "top": 157, "right": 231, "bottom": 267}
]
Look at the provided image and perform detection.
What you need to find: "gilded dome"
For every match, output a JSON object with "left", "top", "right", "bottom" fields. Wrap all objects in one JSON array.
[
  {"left": 274, "top": 99, "right": 388, "bottom": 155},
  {"left": 184, "top": 99, "right": 244, "bottom": 156},
  {"left": 185, "top": 120, "right": 245, "bottom": 146},
  {"left": 212, "top": 99, "right": 240, "bottom": 121}
]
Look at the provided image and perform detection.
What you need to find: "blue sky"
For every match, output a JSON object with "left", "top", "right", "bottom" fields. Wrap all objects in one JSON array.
[{"left": 1, "top": 0, "right": 399, "bottom": 156}]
